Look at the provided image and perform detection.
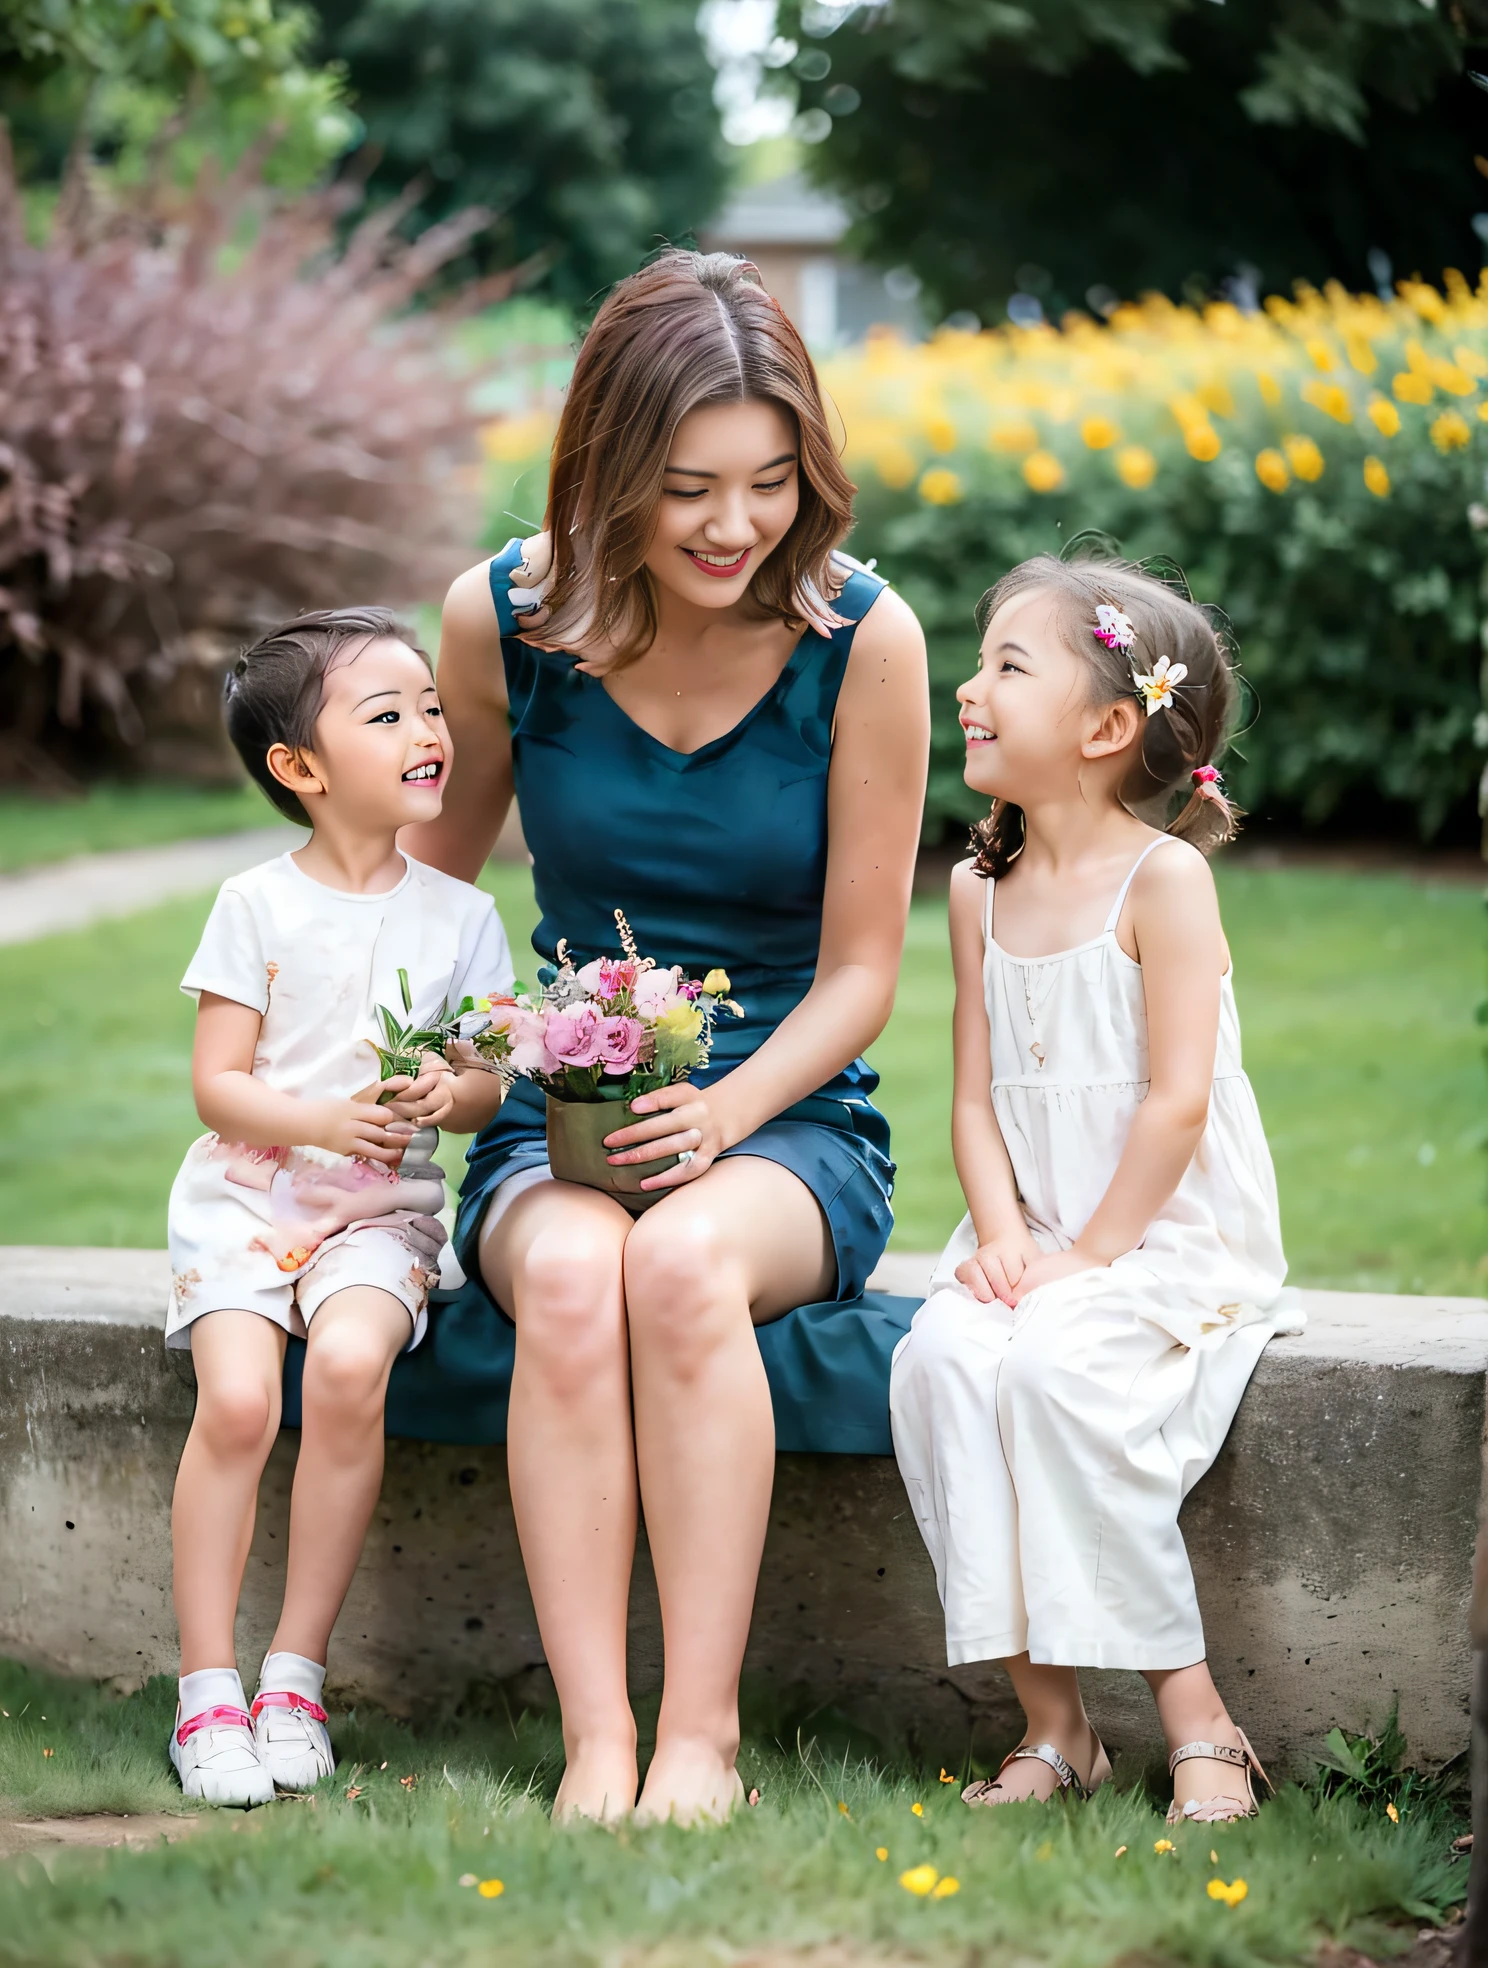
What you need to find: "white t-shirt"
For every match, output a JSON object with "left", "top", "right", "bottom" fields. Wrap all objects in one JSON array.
[{"left": 181, "top": 852, "right": 514, "bottom": 1103}]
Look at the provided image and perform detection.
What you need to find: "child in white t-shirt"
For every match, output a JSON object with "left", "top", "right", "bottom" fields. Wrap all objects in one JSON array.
[{"left": 167, "top": 607, "right": 512, "bottom": 1807}]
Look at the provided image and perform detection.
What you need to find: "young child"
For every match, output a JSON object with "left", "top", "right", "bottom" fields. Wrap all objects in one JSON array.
[
  {"left": 890, "top": 552, "right": 1300, "bottom": 1825},
  {"left": 166, "top": 608, "right": 512, "bottom": 1806}
]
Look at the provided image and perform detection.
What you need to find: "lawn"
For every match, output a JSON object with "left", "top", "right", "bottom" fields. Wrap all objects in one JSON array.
[
  {"left": 0, "top": 1657, "right": 1466, "bottom": 1968},
  {"left": 2, "top": 858, "right": 1478, "bottom": 1294},
  {"left": 0, "top": 781, "right": 269, "bottom": 875}
]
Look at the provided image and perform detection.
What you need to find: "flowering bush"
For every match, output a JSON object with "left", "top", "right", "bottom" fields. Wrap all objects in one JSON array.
[
  {"left": 463, "top": 912, "right": 742, "bottom": 1103},
  {"left": 826, "top": 278, "right": 1488, "bottom": 840}
]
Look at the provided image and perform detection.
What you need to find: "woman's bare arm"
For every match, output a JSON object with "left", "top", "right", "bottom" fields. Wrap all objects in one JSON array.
[
  {"left": 400, "top": 560, "right": 514, "bottom": 882},
  {"left": 608, "top": 585, "right": 931, "bottom": 1185}
]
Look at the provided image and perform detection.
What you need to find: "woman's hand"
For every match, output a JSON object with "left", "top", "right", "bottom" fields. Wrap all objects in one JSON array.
[
  {"left": 1009, "top": 1245, "right": 1108, "bottom": 1307},
  {"left": 955, "top": 1226, "right": 1041, "bottom": 1306},
  {"left": 601, "top": 1084, "right": 726, "bottom": 1191}
]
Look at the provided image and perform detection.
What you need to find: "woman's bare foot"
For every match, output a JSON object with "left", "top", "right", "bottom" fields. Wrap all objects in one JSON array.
[
  {"left": 963, "top": 1723, "right": 1110, "bottom": 1806},
  {"left": 552, "top": 1737, "right": 638, "bottom": 1824},
  {"left": 634, "top": 1738, "right": 745, "bottom": 1826}
]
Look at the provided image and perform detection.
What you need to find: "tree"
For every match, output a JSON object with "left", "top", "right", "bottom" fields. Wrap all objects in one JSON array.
[
  {"left": 776, "top": 0, "right": 1488, "bottom": 320},
  {"left": 310, "top": 0, "right": 731, "bottom": 307},
  {"left": 0, "top": 0, "right": 352, "bottom": 188}
]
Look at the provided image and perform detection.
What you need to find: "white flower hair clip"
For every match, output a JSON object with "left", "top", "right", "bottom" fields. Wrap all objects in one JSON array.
[
  {"left": 1093, "top": 605, "right": 1136, "bottom": 653},
  {"left": 1133, "top": 654, "right": 1188, "bottom": 715}
]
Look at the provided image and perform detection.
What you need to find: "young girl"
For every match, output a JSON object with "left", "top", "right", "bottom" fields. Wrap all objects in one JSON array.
[
  {"left": 890, "top": 552, "right": 1300, "bottom": 1825},
  {"left": 166, "top": 608, "right": 512, "bottom": 1806}
]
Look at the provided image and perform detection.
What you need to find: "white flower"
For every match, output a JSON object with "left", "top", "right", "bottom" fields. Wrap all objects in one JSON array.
[
  {"left": 1133, "top": 654, "right": 1188, "bottom": 715},
  {"left": 1093, "top": 605, "right": 1136, "bottom": 653}
]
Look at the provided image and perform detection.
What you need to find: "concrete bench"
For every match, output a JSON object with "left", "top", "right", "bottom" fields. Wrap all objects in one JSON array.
[{"left": 2, "top": 1245, "right": 1483, "bottom": 1775}]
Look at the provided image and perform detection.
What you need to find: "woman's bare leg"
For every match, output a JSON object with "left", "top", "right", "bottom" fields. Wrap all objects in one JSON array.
[
  {"left": 481, "top": 1180, "right": 640, "bottom": 1822},
  {"left": 174, "top": 1311, "right": 287, "bottom": 1675},
  {"left": 623, "top": 1157, "right": 833, "bottom": 1824},
  {"left": 270, "top": 1286, "right": 412, "bottom": 1663}
]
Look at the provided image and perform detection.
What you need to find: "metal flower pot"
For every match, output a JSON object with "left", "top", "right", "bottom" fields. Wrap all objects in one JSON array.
[{"left": 545, "top": 1094, "right": 678, "bottom": 1212}]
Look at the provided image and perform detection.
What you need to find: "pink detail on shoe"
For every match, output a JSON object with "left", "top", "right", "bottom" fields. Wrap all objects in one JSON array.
[
  {"left": 176, "top": 1705, "right": 253, "bottom": 1746},
  {"left": 251, "top": 1690, "right": 328, "bottom": 1724}
]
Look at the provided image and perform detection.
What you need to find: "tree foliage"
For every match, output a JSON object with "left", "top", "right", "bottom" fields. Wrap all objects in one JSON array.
[
  {"left": 778, "top": 0, "right": 1488, "bottom": 320},
  {"left": 0, "top": 0, "right": 352, "bottom": 184},
  {"left": 310, "top": 0, "right": 731, "bottom": 306}
]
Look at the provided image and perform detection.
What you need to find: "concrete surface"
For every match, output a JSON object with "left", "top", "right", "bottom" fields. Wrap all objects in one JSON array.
[
  {"left": 0, "top": 807, "right": 529, "bottom": 945},
  {"left": 2, "top": 1245, "right": 1484, "bottom": 1773}
]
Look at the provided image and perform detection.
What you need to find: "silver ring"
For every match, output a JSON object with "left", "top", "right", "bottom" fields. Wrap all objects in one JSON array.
[{"left": 675, "top": 1148, "right": 695, "bottom": 1165}]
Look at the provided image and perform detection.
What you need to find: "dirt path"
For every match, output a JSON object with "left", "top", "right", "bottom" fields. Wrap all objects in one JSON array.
[{"left": 0, "top": 1811, "right": 203, "bottom": 1861}]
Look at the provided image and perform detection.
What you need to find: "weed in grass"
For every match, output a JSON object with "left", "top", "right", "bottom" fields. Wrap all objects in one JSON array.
[{"left": 0, "top": 1658, "right": 1469, "bottom": 1968}]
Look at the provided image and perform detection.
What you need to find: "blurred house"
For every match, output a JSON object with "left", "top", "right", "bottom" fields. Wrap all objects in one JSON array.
[{"left": 699, "top": 172, "right": 925, "bottom": 348}]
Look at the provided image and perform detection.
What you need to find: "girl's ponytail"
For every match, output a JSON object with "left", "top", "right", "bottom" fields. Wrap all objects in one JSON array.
[{"left": 1167, "top": 765, "right": 1243, "bottom": 853}]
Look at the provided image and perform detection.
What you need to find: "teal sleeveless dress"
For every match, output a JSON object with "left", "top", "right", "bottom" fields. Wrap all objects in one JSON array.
[{"left": 454, "top": 538, "right": 897, "bottom": 1299}]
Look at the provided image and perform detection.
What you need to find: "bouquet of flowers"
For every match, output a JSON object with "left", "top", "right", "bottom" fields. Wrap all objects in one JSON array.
[{"left": 459, "top": 910, "right": 743, "bottom": 1208}]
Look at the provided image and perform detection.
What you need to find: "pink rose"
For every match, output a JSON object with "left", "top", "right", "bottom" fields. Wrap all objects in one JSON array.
[
  {"left": 633, "top": 965, "right": 684, "bottom": 1012},
  {"left": 481, "top": 1004, "right": 550, "bottom": 1076},
  {"left": 597, "top": 1015, "right": 644, "bottom": 1074},
  {"left": 543, "top": 1002, "right": 604, "bottom": 1069}
]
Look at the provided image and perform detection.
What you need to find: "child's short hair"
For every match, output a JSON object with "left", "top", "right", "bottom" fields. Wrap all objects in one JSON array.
[
  {"left": 972, "top": 550, "right": 1243, "bottom": 878},
  {"left": 223, "top": 608, "right": 429, "bottom": 825}
]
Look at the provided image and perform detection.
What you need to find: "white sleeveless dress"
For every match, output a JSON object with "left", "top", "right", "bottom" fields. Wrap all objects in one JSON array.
[{"left": 889, "top": 838, "right": 1302, "bottom": 1671}]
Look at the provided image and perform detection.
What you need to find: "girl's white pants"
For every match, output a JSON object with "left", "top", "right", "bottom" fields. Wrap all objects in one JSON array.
[{"left": 889, "top": 1268, "right": 1276, "bottom": 1672}]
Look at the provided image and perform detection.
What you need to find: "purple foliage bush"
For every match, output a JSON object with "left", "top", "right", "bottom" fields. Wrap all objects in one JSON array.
[{"left": 0, "top": 132, "right": 501, "bottom": 782}]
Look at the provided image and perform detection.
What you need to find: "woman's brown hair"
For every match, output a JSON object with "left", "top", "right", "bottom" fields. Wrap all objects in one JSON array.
[
  {"left": 537, "top": 249, "right": 856, "bottom": 667},
  {"left": 971, "top": 551, "right": 1244, "bottom": 878}
]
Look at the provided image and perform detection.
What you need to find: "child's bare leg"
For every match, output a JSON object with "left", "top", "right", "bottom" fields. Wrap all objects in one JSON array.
[
  {"left": 1143, "top": 1661, "right": 1255, "bottom": 1813},
  {"left": 269, "top": 1286, "right": 410, "bottom": 1662},
  {"left": 977, "top": 1655, "right": 1108, "bottom": 1802},
  {"left": 174, "top": 1311, "right": 286, "bottom": 1673}
]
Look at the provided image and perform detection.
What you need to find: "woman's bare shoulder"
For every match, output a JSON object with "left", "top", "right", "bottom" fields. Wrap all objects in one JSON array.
[
  {"left": 849, "top": 581, "right": 924, "bottom": 663},
  {"left": 443, "top": 559, "right": 500, "bottom": 639}
]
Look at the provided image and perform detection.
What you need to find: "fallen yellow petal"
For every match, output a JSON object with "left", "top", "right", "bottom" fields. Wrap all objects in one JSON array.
[
  {"left": 477, "top": 1879, "right": 504, "bottom": 1899},
  {"left": 1210, "top": 1849, "right": 1219, "bottom": 1865},
  {"left": 1153, "top": 1838, "right": 1175, "bottom": 1855},
  {"left": 911, "top": 1801, "right": 924, "bottom": 1817},
  {"left": 876, "top": 1847, "right": 888, "bottom": 1862},
  {"left": 1114, "top": 1845, "right": 1127, "bottom": 1858},
  {"left": 899, "top": 1863, "right": 939, "bottom": 1897},
  {"left": 838, "top": 1800, "right": 850, "bottom": 1816},
  {"left": 932, "top": 1876, "right": 961, "bottom": 1898},
  {"left": 938, "top": 1768, "right": 956, "bottom": 1784},
  {"left": 1207, "top": 1877, "right": 1248, "bottom": 1907},
  {"left": 1387, "top": 1801, "right": 1400, "bottom": 1823}
]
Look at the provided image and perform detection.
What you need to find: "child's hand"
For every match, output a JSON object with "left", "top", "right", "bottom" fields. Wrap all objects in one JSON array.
[
  {"left": 1009, "top": 1245, "right": 1108, "bottom": 1307},
  {"left": 303, "top": 1094, "right": 415, "bottom": 1165},
  {"left": 376, "top": 1061, "right": 457, "bottom": 1130},
  {"left": 956, "top": 1229, "right": 1040, "bottom": 1306}
]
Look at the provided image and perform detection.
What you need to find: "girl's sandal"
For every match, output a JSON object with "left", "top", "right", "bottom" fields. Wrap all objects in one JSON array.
[
  {"left": 962, "top": 1739, "right": 1112, "bottom": 1808},
  {"left": 1165, "top": 1729, "right": 1273, "bottom": 1825}
]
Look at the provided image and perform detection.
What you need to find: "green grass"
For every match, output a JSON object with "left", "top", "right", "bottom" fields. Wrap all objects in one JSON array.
[
  {"left": 0, "top": 862, "right": 1481, "bottom": 1293},
  {"left": 0, "top": 781, "right": 272, "bottom": 875},
  {"left": 0, "top": 1658, "right": 1466, "bottom": 1967}
]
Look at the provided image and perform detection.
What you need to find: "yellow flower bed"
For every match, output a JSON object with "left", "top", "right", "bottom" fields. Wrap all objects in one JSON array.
[{"left": 819, "top": 273, "right": 1488, "bottom": 506}]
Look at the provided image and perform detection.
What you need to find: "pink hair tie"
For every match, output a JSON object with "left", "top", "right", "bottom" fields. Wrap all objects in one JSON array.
[{"left": 1192, "top": 765, "right": 1224, "bottom": 802}]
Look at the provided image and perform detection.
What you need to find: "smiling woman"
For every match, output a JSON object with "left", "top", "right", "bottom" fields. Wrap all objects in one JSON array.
[{"left": 404, "top": 249, "right": 929, "bottom": 1829}]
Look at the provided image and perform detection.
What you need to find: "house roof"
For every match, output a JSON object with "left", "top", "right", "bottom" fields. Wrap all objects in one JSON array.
[{"left": 704, "top": 172, "right": 849, "bottom": 248}]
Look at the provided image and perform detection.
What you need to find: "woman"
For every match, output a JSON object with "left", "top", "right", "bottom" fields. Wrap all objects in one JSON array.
[{"left": 408, "top": 250, "right": 928, "bottom": 1824}]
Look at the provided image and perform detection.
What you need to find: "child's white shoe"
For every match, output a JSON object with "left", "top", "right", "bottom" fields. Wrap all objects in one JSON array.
[
  {"left": 170, "top": 1704, "right": 275, "bottom": 1808},
  {"left": 252, "top": 1690, "right": 335, "bottom": 1792}
]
